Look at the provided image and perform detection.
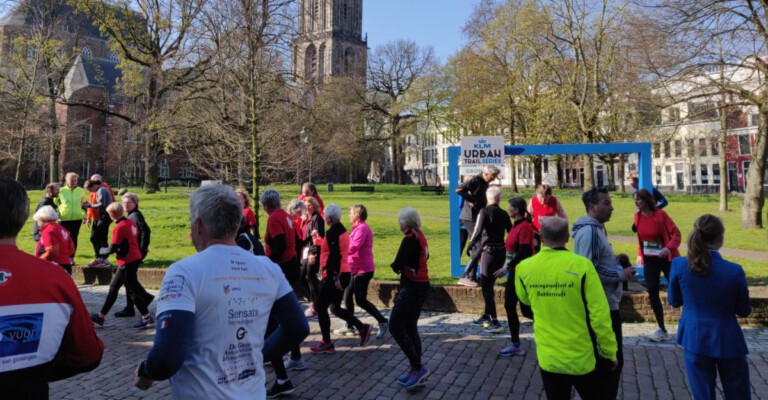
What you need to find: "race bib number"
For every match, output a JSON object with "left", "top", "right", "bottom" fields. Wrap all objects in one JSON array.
[{"left": 642, "top": 241, "right": 662, "bottom": 257}]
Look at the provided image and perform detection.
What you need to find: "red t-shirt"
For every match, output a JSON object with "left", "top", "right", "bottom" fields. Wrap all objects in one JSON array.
[
  {"left": 265, "top": 208, "right": 297, "bottom": 263},
  {"left": 320, "top": 230, "right": 350, "bottom": 278},
  {"left": 36, "top": 223, "right": 75, "bottom": 265},
  {"left": 0, "top": 245, "right": 104, "bottom": 384},
  {"left": 243, "top": 207, "right": 256, "bottom": 229},
  {"left": 403, "top": 230, "right": 430, "bottom": 283},
  {"left": 530, "top": 195, "right": 559, "bottom": 230},
  {"left": 112, "top": 218, "right": 143, "bottom": 266},
  {"left": 505, "top": 219, "right": 535, "bottom": 255}
]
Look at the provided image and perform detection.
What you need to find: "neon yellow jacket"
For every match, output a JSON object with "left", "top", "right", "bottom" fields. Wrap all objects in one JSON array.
[
  {"left": 516, "top": 246, "right": 617, "bottom": 375},
  {"left": 56, "top": 186, "right": 85, "bottom": 222}
]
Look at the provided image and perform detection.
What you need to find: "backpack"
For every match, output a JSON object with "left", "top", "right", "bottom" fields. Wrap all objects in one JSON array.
[{"left": 237, "top": 232, "right": 265, "bottom": 256}]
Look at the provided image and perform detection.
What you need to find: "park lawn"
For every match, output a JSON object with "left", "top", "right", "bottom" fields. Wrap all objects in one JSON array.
[{"left": 17, "top": 184, "right": 768, "bottom": 286}]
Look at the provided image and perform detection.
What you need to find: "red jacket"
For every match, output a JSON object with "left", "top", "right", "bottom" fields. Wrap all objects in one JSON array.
[
  {"left": 111, "top": 217, "right": 143, "bottom": 266},
  {"left": 35, "top": 223, "right": 75, "bottom": 265},
  {"left": 634, "top": 209, "right": 681, "bottom": 262}
]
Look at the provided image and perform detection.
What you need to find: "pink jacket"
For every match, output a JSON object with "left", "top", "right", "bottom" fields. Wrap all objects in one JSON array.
[{"left": 348, "top": 221, "right": 375, "bottom": 274}]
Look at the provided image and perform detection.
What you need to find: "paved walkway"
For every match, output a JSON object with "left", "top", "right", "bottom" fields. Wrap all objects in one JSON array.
[{"left": 52, "top": 285, "right": 768, "bottom": 399}]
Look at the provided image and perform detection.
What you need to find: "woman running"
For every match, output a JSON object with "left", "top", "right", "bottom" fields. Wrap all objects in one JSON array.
[
  {"left": 494, "top": 197, "right": 536, "bottom": 357},
  {"left": 527, "top": 184, "right": 567, "bottom": 252},
  {"left": 467, "top": 186, "right": 512, "bottom": 333},
  {"left": 300, "top": 196, "right": 324, "bottom": 318},
  {"left": 390, "top": 207, "right": 431, "bottom": 390},
  {"left": 309, "top": 204, "right": 373, "bottom": 354},
  {"left": 633, "top": 188, "right": 681, "bottom": 342},
  {"left": 33, "top": 206, "right": 75, "bottom": 274}
]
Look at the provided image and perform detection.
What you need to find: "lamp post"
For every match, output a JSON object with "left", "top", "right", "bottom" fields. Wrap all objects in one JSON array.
[{"left": 300, "top": 127, "right": 312, "bottom": 182}]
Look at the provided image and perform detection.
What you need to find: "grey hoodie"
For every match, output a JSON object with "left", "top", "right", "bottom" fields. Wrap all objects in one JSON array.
[{"left": 571, "top": 216, "right": 622, "bottom": 310}]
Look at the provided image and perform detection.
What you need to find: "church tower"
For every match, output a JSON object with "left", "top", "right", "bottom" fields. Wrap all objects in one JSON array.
[{"left": 293, "top": 0, "right": 367, "bottom": 84}]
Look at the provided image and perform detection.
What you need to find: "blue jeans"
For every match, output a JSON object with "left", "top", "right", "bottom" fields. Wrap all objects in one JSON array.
[{"left": 684, "top": 351, "right": 750, "bottom": 400}]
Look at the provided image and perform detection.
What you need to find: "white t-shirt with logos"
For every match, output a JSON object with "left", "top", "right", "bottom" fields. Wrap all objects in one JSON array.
[{"left": 157, "top": 244, "right": 292, "bottom": 400}]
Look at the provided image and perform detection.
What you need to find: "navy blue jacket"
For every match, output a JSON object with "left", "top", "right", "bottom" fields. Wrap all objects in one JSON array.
[{"left": 668, "top": 250, "right": 751, "bottom": 358}]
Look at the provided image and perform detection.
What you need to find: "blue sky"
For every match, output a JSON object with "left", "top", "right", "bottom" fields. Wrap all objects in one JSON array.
[{"left": 362, "top": 0, "right": 480, "bottom": 62}]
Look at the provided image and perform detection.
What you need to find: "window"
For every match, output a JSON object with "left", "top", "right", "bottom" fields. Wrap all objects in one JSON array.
[
  {"left": 653, "top": 143, "right": 660, "bottom": 158},
  {"left": 684, "top": 139, "right": 692, "bottom": 157},
  {"left": 664, "top": 141, "right": 671, "bottom": 158},
  {"left": 751, "top": 113, "right": 760, "bottom": 126},
  {"left": 159, "top": 159, "right": 170, "bottom": 178},
  {"left": 26, "top": 46, "right": 36, "bottom": 61},
  {"left": 80, "top": 46, "right": 91, "bottom": 58},
  {"left": 676, "top": 140, "right": 684, "bottom": 157},
  {"left": 543, "top": 158, "right": 549, "bottom": 171},
  {"left": 664, "top": 165, "right": 672, "bottom": 184},
  {"left": 81, "top": 161, "right": 90, "bottom": 178},
  {"left": 712, "top": 164, "right": 720, "bottom": 185},
  {"left": 738, "top": 135, "right": 751, "bottom": 155},
  {"left": 108, "top": 51, "right": 119, "bottom": 61},
  {"left": 710, "top": 137, "right": 719, "bottom": 155},
  {"left": 700, "top": 165, "right": 709, "bottom": 184},
  {"left": 698, "top": 138, "right": 707, "bottom": 156},
  {"left": 81, "top": 124, "right": 92, "bottom": 144},
  {"left": 690, "top": 164, "right": 697, "bottom": 184},
  {"left": 668, "top": 107, "right": 680, "bottom": 122},
  {"left": 655, "top": 166, "right": 662, "bottom": 184}
]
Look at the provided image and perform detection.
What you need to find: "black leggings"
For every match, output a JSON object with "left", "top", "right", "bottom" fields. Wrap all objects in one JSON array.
[
  {"left": 540, "top": 368, "right": 603, "bottom": 400},
  {"left": 90, "top": 219, "right": 111, "bottom": 259},
  {"left": 100, "top": 260, "right": 151, "bottom": 316},
  {"left": 461, "top": 219, "right": 482, "bottom": 280},
  {"left": 644, "top": 256, "right": 670, "bottom": 332},
  {"left": 390, "top": 283, "right": 429, "bottom": 370},
  {"left": 343, "top": 272, "right": 388, "bottom": 324},
  {"left": 480, "top": 246, "right": 505, "bottom": 320},
  {"left": 317, "top": 274, "right": 365, "bottom": 343},
  {"left": 504, "top": 275, "right": 520, "bottom": 343},
  {"left": 60, "top": 220, "right": 81, "bottom": 256},
  {"left": 267, "top": 258, "right": 303, "bottom": 380},
  {"left": 301, "top": 258, "right": 320, "bottom": 305}
]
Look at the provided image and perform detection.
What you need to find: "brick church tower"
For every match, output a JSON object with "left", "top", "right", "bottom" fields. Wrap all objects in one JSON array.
[{"left": 292, "top": 0, "right": 367, "bottom": 84}]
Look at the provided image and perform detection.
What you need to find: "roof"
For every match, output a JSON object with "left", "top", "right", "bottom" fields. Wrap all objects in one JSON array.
[
  {"left": 0, "top": 0, "right": 105, "bottom": 39},
  {"left": 64, "top": 54, "right": 124, "bottom": 101}
]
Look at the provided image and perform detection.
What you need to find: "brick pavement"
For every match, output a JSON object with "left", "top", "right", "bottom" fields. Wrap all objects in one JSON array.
[{"left": 51, "top": 285, "right": 768, "bottom": 399}]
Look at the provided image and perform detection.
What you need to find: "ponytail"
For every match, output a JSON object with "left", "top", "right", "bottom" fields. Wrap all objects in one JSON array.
[{"left": 686, "top": 214, "right": 724, "bottom": 276}]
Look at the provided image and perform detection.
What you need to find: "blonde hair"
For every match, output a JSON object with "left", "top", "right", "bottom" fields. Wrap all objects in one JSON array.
[
  {"left": 304, "top": 196, "right": 320, "bottom": 213},
  {"left": 235, "top": 188, "right": 251, "bottom": 207},
  {"left": 350, "top": 204, "right": 368, "bottom": 221},
  {"left": 122, "top": 192, "right": 140, "bottom": 205},
  {"left": 106, "top": 202, "right": 123, "bottom": 217}
]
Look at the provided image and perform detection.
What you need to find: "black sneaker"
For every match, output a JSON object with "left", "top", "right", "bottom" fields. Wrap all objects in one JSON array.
[
  {"left": 114, "top": 309, "right": 135, "bottom": 318},
  {"left": 471, "top": 316, "right": 490, "bottom": 326},
  {"left": 266, "top": 380, "right": 295, "bottom": 398},
  {"left": 90, "top": 313, "right": 105, "bottom": 326}
]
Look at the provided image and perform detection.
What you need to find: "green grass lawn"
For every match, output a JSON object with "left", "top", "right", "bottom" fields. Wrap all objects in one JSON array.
[{"left": 16, "top": 184, "right": 768, "bottom": 286}]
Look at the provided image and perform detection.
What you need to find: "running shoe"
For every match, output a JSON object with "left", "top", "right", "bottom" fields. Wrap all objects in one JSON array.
[
  {"left": 359, "top": 324, "right": 373, "bottom": 346},
  {"left": 376, "top": 321, "right": 389, "bottom": 339},
  {"left": 397, "top": 370, "right": 414, "bottom": 385},
  {"left": 310, "top": 341, "right": 336, "bottom": 354},
  {"left": 266, "top": 380, "right": 295, "bottom": 398},
  {"left": 113, "top": 308, "right": 135, "bottom": 318},
  {"left": 87, "top": 259, "right": 100, "bottom": 267},
  {"left": 333, "top": 326, "right": 357, "bottom": 336},
  {"left": 304, "top": 305, "right": 316, "bottom": 318},
  {"left": 648, "top": 329, "right": 669, "bottom": 342},
  {"left": 133, "top": 315, "right": 155, "bottom": 329},
  {"left": 284, "top": 357, "right": 307, "bottom": 371},
  {"left": 457, "top": 278, "right": 469, "bottom": 286},
  {"left": 403, "top": 366, "right": 431, "bottom": 390},
  {"left": 90, "top": 313, "right": 105, "bottom": 326},
  {"left": 499, "top": 343, "right": 526, "bottom": 357},
  {"left": 471, "top": 316, "right": 490, "bottom": 326},
  {"left": 484, "top": 320, "right": 504, "bottom": 334},
  {"left": 466, "top": 279, "right": 479, "bottom": 288},
  {"left": 93, "top": 259, "right": 110, "bottom": 268}
]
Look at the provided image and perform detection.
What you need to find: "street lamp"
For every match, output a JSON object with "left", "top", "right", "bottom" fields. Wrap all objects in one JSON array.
[{"left": 300, "top": 127, "right": 312, "bottom": 182}]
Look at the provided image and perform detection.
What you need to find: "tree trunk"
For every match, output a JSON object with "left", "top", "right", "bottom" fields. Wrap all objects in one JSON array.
[
  {"left": 606, "top": 157, "right": 615, "bottom": 191},
  {"left": 618, "top": 154, "right": 626, "bottom": 193},
  {"left": 533, "top": 156, "right": 543, "bottom": 187},
  {"left": 719, "top": 103, "right": 728, "bottom": 212},
  {"left": 47, "top": 96, "right": 60, "bottom": 183},
  {"left": 510, "top": 157, "right": 518, "bottom": 192},
  {"left": 509, "top": 119, "right": 518, "bottom": 192},
  {"left": 144, "top": 139, "right": 160, "bottom": 194},
  {"left": 582, "top": 153, "right": 594, "bottom": 189},
  {"left": 15, "top": 131, "right": 26, "bottom": 181},
  {"left": 741, "top": 109, "right": 767, "bottom": 228}
]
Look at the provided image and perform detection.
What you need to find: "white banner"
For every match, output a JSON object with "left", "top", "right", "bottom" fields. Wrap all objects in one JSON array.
[{"left": 460, "top": 136, "right": 505, "bottom": 177}]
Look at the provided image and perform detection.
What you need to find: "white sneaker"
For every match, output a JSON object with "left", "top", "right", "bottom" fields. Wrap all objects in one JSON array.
[
  {"left": 648, "top": 329, "right": 668, "bottom": 342},
  {"left": 333, "top": 326, "right": 357, "bottom": 336}
]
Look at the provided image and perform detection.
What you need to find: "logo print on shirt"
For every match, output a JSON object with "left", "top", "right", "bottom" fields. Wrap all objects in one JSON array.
[
  {"left": 61, "top": 229, "right": 69, "bottom": 240},
  {"left": 236, "top": 327, "right": 247, "bottom": 340},
  {"left": 0, "top": 313, "right": 44, "bottom": 357},
  {"left": 0, "top": 270, "right": 11, "bottom": 285},
  {"left": 131, "top": 226, "right": 138, "bottom": 236}
]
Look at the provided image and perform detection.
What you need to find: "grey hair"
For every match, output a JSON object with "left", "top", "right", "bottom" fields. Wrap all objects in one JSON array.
[
  {"left": 260, "top": 189, "right": 281, "bottom": 210},
  {"left": 33, "top": 205, "right": 59, "bottom": 223},
  {"left": 540, "top": 216, "right": 569, "bottom": 245},
  {"left": 64, "top": 172, "right": 78, "bottom": 182},
  {"left": 122, "top": 192, "right": 140, "bottom": 205},
  {"left": 483, "top": 165, "right": 500, "bottom": 176},
  {"left": 398, "top": 207, "right": 422, "bottom": 231},
  {"left": 287, "top": 198, "right": 307, "bottom": 216},
  {"left": 486, "top": 186, "right": 501, "bottom": 205},
  {"left": 189, "top": 184, "right": 242, "bottom": 240},
  {"left": 324, "top": 204, "right": 342, "bottom": 224}
]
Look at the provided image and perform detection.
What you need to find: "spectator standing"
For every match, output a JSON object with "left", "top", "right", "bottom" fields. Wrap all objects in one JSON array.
[
  {"left": 390, "top": 207, "right": 431, "bottom": 390},
  {"left": 237, "top": 188, "right": 257, "bottom": 235},
  {"left": 633, "top": 188, "right": 681, "bottom": 342},
  {"left": 0, "top": 176, "right": 103, "bottom": 399},
  {"left": 133, "top": 184, "right": 308, "bottom": 399},
  {"left": 527, "top": 184, "right": 568, "bottom": 251},
  {"left": 298, "top": 182, "right": 324, "bottom": 216},
  {"left": 456, "top": 165, "right": 500, "bottom": 286},
  {"left": 628, "top": 172, "right": 668, "bottom": 209},
  {"left": 668, "top": 214, "right": 751, "bottom": 400},
  {"left": 90, "top": 203, "right": 155, "bottom": 329},
  {"left": 308, "top": 204, "right": 373, "bottom": 354},
  {"left": 466, "top": 186, "right": 511, "bottom": 333},
  {"left": 85, "top": 175, "right": 116, "bottom": 230},
  {"left": 112, "top": 192, "right": 154, "bottom": 318},
  {"left": 517, "top": 217, "right": 618, "bottom": 400},
  {"left": 572, "top": 188, "right": 635, "bottom": 400},
  {"left": 342, "top": 204, "right": 389, "bottom": 339},
  {"left": 33, "top": 206, "right": 75, "bottom": 274},
  {"left": 56, "top": 172, "right": 85, "bottom": 255},
  {"left": 32, "top": 183, "right": 60, "bottom": 243},
  {"left": 82, "top": 179, "right": 114, "bottom": 267},
  {"left": 494, "top": 197, "right": 536, "bottom": 357}
]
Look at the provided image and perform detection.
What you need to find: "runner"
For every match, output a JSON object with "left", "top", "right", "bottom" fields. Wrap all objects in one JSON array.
[
  {"left": 32, "top": 182, "right": 60, "bottom": 243},
  {"left": 112, "top": 192, "right": 154, "bottom": 318},
  {"left": 527, "top": 184, "right": 568, "bottom": 252},
  {"left": 33, "top": 206, "right": 75, "bottom": 274},
  {"left": 456, "top": 165, "right": 500, "bottom": 286},
  {"left": 298, "top": 182, "right": 324, "bottom": 216},
  {"left": 237, "top": 188, "right": 257, "bottom": 235},
  {"left": 309, "top": 204, "right": 373, "bottom": 354},
  {"left": 299, "top": 196, "right": 324, "bottom": 319},
  {"left": 390, "top": 207, "right": 431, "bottom": 390},
  {"left": 82, "top": 179, "right": 114, "bottom": 267}
]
